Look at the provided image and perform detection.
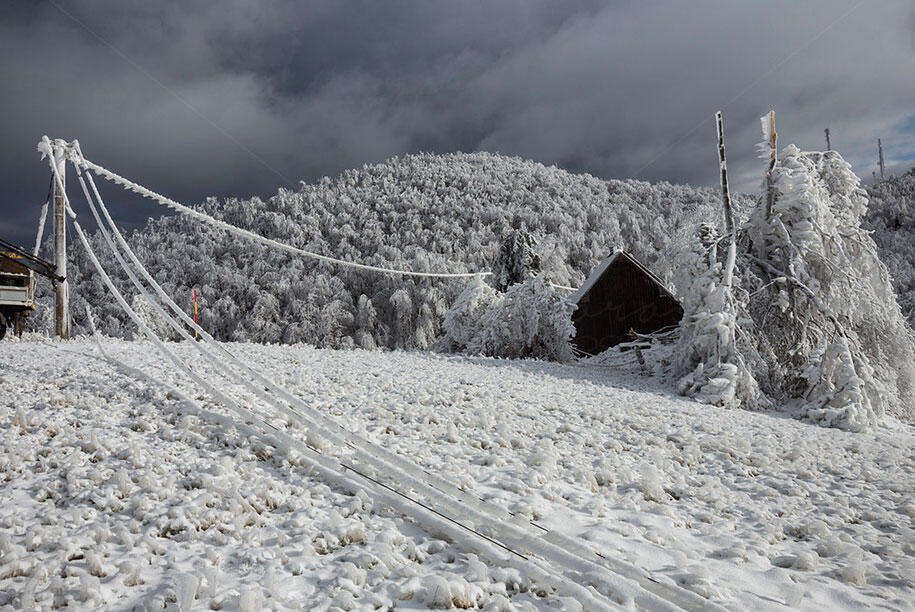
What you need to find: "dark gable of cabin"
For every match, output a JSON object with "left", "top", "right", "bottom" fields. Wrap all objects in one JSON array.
[{"left": 572, "top": 253, "right": 683, "bottom": 356}]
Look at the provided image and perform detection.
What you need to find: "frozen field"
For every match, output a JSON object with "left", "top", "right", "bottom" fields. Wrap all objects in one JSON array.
[{"left": 1, "top": 337, "right": 913, "bottom": 611}]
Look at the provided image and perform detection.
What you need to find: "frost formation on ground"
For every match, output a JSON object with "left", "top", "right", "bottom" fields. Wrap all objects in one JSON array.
[{"left": 1, "top": 339, "right": 913, "bottom": 610}]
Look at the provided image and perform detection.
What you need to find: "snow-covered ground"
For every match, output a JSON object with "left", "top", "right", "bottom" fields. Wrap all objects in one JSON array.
[{"left": 1, "top": 337, "right": 913, "bottom": 611}]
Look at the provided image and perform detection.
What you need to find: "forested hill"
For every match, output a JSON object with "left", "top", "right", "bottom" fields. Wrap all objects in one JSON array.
[
  {"left": 44, "top": 152, "right": 742, "bottom": 348},
  {"left": 866, "top": 167, "right": 915, "bottom": 325}
]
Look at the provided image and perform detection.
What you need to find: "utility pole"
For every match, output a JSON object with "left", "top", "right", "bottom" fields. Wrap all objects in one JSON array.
[
  {"left": 716, "top": 111, "right": 734, "bottom": 237},
  {"left": 878, "top": 138, "right": 885, "bottom": 180},
  {"left": 716, "top": 111, "right": 737, "bottom": 291},
  {"left": 763, "top": 111, "right": 777, "bottom": 234},
  {"left": 824, "top": 128, "right": 831, "bottom": 151},
  {"left": 53, "top": 144, "right": 69, "bottom": 339}
]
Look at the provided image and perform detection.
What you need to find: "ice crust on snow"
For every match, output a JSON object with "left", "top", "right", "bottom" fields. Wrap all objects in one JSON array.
[{"left": 0, "top": 338, "right": 913, "bottom": 610}]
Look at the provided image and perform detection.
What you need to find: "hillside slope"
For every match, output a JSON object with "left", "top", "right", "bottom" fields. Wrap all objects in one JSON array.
[{"left": 33, "top": 152, "right": 739, "bottom": 348}]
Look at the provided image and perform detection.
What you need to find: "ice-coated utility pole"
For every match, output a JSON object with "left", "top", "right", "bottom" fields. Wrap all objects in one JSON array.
[
  {"left": 716, "top": 111, "right": 734, "bottom": 237},
  {"left": 53, "top": 144, "right": 69, "bottom": 339},
  {"left": 763, "top": 111, "right": 778, "bottom": 223},
  {"left": 878, "top": 138, "right": 885, "bottom": 180},
  {"left": 716, "top": 111, "right": 737, "bottom": 289}
]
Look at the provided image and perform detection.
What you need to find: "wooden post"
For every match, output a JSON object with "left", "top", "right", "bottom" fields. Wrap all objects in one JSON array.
[
  {"left": 716, "top": 111, "right": 734, "bottom": 236},
  {"left": 53, "top": 144, "right": 69, "bottom": 340},
  {"left": 878, "top": 138, "right": 885, "bottom": 180},
  {"left": 716, "top": 111, "right": 738, "bottom": 291},
  {"left": 764, "top": 111, "right": 778, "bottom": 222},
  {"left": 824, "top": 128, "right": 831, "bottom": 151}
]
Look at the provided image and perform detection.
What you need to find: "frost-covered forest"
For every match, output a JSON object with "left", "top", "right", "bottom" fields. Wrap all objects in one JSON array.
[
  {"left": 865, "top": 167, "right": 915, "bottom": 325},
  {"left": 33, "top": 152, "right": 740, "bottom": 349},
  {"left": 28, "top": 148, "right": 915, "bottom": 429}
]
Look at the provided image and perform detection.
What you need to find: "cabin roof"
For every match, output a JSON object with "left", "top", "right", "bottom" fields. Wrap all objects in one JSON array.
[{"left": 569, "top": 250, "right": 674, "bottom": 304}]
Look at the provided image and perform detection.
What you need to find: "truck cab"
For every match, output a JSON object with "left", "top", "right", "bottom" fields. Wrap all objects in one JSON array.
[{"left": 0, "top": 251, "right": 37, "bottom": 339}]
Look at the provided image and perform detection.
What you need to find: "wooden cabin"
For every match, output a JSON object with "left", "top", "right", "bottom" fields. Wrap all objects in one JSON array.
[{"left": 570, "top": 251, "right": 683, "bottom": 356}]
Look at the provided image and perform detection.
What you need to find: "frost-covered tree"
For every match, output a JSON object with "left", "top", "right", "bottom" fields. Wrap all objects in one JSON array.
[
  {"left": 865, "top": 168, "right": 915, "bottom": 326},
  {"left": 491, "top": 230, "right": 542, "bottom": 292},
  {"left": 440, "top": 276, "right": 499, "bottom": 352},
  {"left": 354, "top": 294, "right": 377, "bottom": 350},
  {"left": 473, "top": 275, "right": 575, "bottom": 361},
  {"left": 675, "top": 224, "right": 760, "bottom": 408},
  {"left": 130, "top": 293, "right": 174, "bottom": 341},
  {"left": 414, "top": 302, "right": 436, "bottom": 349},
  {"left": 389, "top": 289, "right": 414, "bottom": 350},
  {"left": 669, "top": 131, "right": 915, "bottom": 430},
  {"left": 441, "top": 275, "right": 574, "bottom": 362},
  {"left": 741, "top": 145, "right": 915, "bottom": 428}
]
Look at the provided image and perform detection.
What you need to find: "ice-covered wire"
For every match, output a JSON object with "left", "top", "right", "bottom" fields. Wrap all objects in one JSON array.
[
  {"left": 83, "top": 304, "right": 107, "bottom": 358},
  {"left": 76, "top": 161, "right": 328, "bottom": 455},
  {"left": 80, "top": 156, "right": 493, "bottom": 520},
  {"left": 69, "top": 151, "right": 707, "bottom": 611},
  {"left": 548, "top": 282, "right": 577, "bottom": 292},
  {"left": 75, "top": 143, "right": 581, "bottom": 493},
  {"left": 76, "top": 152, "right": 473, "bottom": 497},
  {"left": 71, "top": 152, "right": 490, "bottom": 279},
  {"left": 67, "top": 215, "right": 252, "bottom": 421},
  {"left": 74, "top": 145, "right": 494, "bottom": 503},
  {"left": 69, "top": 187, "right": 635, "bottom": 612},
  {"left": 33, "top": 179, "right": 52, "bottom": 256},
  {"left": 38, "top": 137, "right": 75, "bottom": 221},
  {"left": 55, "top": 141, "right": 712, "bottom": 609}
]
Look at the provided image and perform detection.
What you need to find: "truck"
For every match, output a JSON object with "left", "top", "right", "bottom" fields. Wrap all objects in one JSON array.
[{"left": 0, "top": 238, "right": 62, "bottom": 340}]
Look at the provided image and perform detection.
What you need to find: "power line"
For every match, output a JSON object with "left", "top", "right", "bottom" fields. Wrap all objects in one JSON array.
[{"left": 71, "top": 147, "right": 491, "bottom": 279}]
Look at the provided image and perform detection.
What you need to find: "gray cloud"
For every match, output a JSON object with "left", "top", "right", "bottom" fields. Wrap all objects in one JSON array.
[{"left": 1, "top": 0, "right": 913, "bottom": 247}]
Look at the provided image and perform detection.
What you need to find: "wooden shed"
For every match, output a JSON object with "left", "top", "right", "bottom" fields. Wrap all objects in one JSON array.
[{"left": 570, "top": 251, "right": 683, "bottom": 356}]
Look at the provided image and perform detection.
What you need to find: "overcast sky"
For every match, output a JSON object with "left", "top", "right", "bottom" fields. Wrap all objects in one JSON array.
[{"left": 2, "top": 0, "right": 914, "bottom": 247}]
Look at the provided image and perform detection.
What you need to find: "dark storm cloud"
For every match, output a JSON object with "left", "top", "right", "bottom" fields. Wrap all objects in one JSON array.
[{"left": 1, "top": 0, "right": 913, "bottom": 247}]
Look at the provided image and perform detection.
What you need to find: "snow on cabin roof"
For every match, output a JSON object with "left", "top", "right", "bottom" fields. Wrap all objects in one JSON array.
[{"left": 568, "top": 250, "right": 675, "bottom": 304}]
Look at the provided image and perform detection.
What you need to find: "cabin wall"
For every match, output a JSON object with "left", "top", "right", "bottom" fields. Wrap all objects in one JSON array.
[{"left": 572, "top": 257, "right": 682, "bottom": 355}]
